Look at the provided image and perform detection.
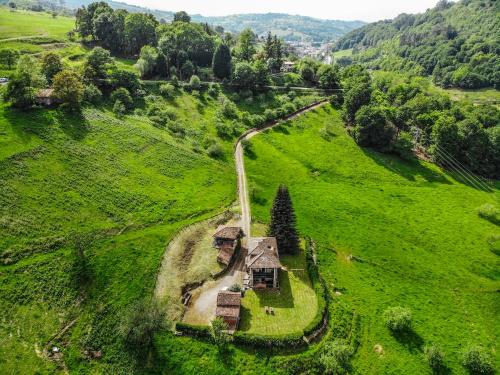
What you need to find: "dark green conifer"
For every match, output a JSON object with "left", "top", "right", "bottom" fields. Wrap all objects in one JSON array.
[
  {"left": 212, "top": 43, "right": 232, "bottom": 80},
  {"left": 268, "top": 185, "right": 300, "bottom": 255}
]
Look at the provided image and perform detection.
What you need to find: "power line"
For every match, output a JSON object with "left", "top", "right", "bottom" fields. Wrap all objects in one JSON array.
[
  {"left": 434, "top": 148, "right": 486, "bottom": 191},
  {"left": 435, "top": 145, "right": 493, "bottom": 192}
]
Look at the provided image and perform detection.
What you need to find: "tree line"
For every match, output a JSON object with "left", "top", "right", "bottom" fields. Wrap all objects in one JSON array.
[{"left": 339, "top": 66, "right": 499, "bottom": 178}]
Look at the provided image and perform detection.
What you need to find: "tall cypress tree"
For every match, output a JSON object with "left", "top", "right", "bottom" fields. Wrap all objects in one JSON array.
[
  {"left": 212, "top": 43, "right": 232, "bottom": 80},
  {"left": 268, "top": 185, "right": 300, "bottom": 255}
]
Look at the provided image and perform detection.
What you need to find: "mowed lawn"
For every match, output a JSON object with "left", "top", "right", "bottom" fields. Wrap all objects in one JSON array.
[
  {"left": 245, "top": 105, "right": 500, "bottom": 374},
  {"left": 239, "top": 250, "right": 318, "bottom": 335}
]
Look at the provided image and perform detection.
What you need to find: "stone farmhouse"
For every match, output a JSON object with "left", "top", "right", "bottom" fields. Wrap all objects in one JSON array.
[{"left": 244, "top": 237, "right": 282, "bottom": 289}]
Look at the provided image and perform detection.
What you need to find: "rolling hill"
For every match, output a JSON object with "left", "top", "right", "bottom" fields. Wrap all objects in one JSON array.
[
  {"left": 334, "top": 0, "right": 500, "bottom": 89},
  {"left": 62, "top": 0, "right": 365, "bottom": 42}
]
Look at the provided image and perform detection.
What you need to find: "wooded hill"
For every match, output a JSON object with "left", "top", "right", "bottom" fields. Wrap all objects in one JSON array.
[
  {"left": 54, "top": 0, "right": 366, "bottom": 42},
  {"left": 335, "top": 0, "right": 499, "bottom": 89}
]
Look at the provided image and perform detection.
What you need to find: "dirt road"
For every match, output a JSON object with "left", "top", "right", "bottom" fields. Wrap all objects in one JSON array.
[{"left": 233, "top": 99, "right": 328, "bottom": 239}]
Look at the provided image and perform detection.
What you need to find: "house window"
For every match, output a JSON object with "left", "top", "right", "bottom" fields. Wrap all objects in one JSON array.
[
  {"left": 265, "top": 268, "right": 273, "bottom": 273},
  {"left": 254, "top": 268, "right": 261, "bottom": 272}
]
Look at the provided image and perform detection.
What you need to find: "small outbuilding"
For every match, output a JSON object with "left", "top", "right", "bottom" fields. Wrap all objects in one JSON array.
[
  {"left": 35, "top": 89, "right": 58, "bottom": 106},
  {"left": 215, "top": 290, "right": 241, "bottom": 332},
  {"left": 213, "top": 226, "right": 244, "bottom": 265},
  {"left": 281, "top": 61, "right": 296, "bottom": 73}
]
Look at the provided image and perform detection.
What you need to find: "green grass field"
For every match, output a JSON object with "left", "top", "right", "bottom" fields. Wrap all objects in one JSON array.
[
  {"left": 0, "top": 8, "right": 74, "bottom": 40},
  {"left": 240, "top": 250, "right": 318, "bottom": 335},
  {"left": 0, "top": 86, "right": 323, "bottom": 373},
  {"left": 444, "top": 87, "right": 500, "bottom": 107},
  {"left": 245, "top": 105, "right": 500, "bottom": 374}
]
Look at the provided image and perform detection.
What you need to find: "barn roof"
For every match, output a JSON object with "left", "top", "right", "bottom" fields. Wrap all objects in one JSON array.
[
  {"left": 217, "top": 291, "right": 241, "bottom": 306},
  {"left": 213, "top": 226, "right": 243, "bottom": 240},
  {"left": 36, "top": 88, "right": 54, "bottom": 98},
  {"left": 247, "top": 237, "right": 281, "bottom": 269},
  {"left": 216, "top": 305, "right": 240, "bottom": 318},
  {"left": 217, "top": 246, "right": 235, "bottom": 265}
]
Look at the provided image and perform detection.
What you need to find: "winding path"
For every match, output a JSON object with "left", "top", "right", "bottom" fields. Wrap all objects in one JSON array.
[{"left": 234, "top": 99, "right": 329, "bottom": 238}]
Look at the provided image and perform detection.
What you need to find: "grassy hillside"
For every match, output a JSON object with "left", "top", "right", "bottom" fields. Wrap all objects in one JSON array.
[
  {"left": 0, "top": 7, "right": 134, "bottom": 77},
  {"left": 245, "top": 105, "right": 500, "bottom": 374},
  {"left": 0, "top": 82, "right": 322, "bottom": 373},
  {"left": 335, "top": 0, "right": 499, "bottom": 89}
]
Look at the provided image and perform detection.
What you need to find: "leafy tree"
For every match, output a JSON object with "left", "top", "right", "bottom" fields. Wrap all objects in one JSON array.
[
  {"left": 0, "top": 48, "right": 20, "bottom": 69},
  {"left": 109, "top": 68, "right": 140, "bottom": 93},
  {"left": 353, "top": 105, "right": 396, "bottom": 150},
  {"left": 181, "top": 60, "right": 195, "bottom": 80},
  {"left": 83, "top": 47, "right": 114, "bottom": 83},
  {"left": 41, "top": 52, "right": 63, "bottom": 83},
  {"left": 121, "top": 300, "right": 166, "bottom": 359},
  {"left": 124, "top": 13, "right": 157, "bottom": 55},
  {"left": 458, "top": 118, "right": 494, "bottom": 176},
  {"left": 6, "top": 55, "right": 45, "bottom": 108},
  {"left": 343, "top": 75, "right": 372, "bottom": 123},
  {"left": 155, "top": 52, "right": 169, "bottom": 78},
  {"left": 212, "top": 43, "right": 232, "bottom": 80},
  {"left": 320, "top": 340, "right": 352, "bottom": 375},
  {"left": 52, "top": 70, "right": 85, "bottom": 110},
  {"left": 233, "top": 62, "right": 255, "bottom": 90},
  {"left": 300, "top": 64, "right": 315, "bottom": 83},
  {"left": 135, "top": 45, "right": 158, "bottom": 78},
  {"left": 111, "top": 87, "right": 133, "bottom": 109},
  {"left": 431, "top": 114, "right": 462, "bottom": 165},
  {"left": 268, "top": 185, "right": 300, "bottom": 255},
  {"left": 235, "top": 28, "right": 256, "bottom": 62},
  {"left": 317, "top": 65, "right": 341, "bottom": 89},
  {"left": 383, "top": 306, "right": 412, "bottom": 333},
  {"left": 75, "top": 6, "right": 93, "bottom": 39},
  {"left": 83, "top": 84, "right": 102, "bottom": 104},
  {"left": 462, "top": 346, "right": 494, "bottom": 375},
  {"left": 391, "top": 131, "right": 414, "bottom": 160},
  {"left": 210, "top": 317, "right": 231, "bottom": 348},
  {"left": 253, "top": 60, "right": 270, "bottom": 88},
  {"left": 173, "top": 11, "right": 191, "bottom": 23}
]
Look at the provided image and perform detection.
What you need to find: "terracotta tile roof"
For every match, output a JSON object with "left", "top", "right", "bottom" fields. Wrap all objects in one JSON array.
[
  {"left": 37, "top": 89, "right": 54, "bottom": 98},
  {"left": 217, "top": 291, "right": 241, "bottom": 306},
  {"left": 216, "top": 305, "right": 240, "bottom": 318},
  {"left": 217, "top": 246, "right": 235, "bottom": 265},
  {"left": 213, "top": 226, "right": 243, "bottom": 240}
]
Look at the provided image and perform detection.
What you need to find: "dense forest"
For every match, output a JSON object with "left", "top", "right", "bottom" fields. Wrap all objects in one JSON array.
[{"left": 335, "top": 0, "right": 499, "bottom": 89}]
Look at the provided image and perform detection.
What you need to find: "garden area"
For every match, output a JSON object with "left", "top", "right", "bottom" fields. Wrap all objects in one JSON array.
[{"left": 239, "top": 249, "right": 319, "bottom": 335}]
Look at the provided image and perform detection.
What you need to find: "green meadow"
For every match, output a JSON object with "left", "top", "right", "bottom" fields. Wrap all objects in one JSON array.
[
  {"left": 0, "top": 86, "right": 322, "bottom": 373},
  {"left": 245, "top": 105, "right": 500, "bottom": 374}
]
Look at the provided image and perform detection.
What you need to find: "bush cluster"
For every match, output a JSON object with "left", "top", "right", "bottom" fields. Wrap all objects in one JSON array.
[{"left": 383, "top": 306, "right": 412, "bottom": 333}]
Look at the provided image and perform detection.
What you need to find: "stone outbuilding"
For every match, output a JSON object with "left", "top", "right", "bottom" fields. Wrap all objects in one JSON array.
[
  {"left": 213, "top": 226, "right": 244, "bottom": 265},
  {"left": 245, "top": 237, "right": 282, "bottom": 289},
  {"left": 215, "top": 290, "right": 241, "bottom": 332}
]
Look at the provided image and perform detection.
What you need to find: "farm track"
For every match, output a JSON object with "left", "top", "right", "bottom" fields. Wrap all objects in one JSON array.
[{"left": 234, "top": 99, "right": 329, "bottom": 238}]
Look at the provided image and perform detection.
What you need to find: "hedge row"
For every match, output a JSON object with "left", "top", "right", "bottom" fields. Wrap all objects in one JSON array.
[
  {"left": 302, "top": 237, "right": 329, "bottom": 337},
  {"left": 233, "top": 331, "right": 305, "bottom": 349},
  {"left": 175, "top": 322, "right": 210, "bottom": 338}
]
